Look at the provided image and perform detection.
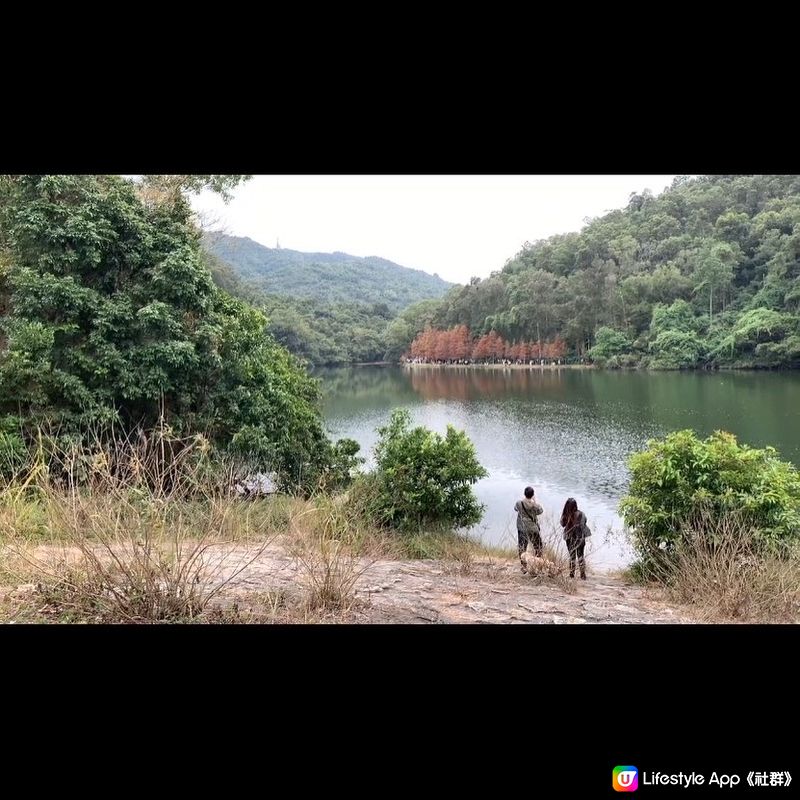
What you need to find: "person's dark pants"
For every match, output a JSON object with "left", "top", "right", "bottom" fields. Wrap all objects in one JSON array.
[
  {"left": 518, "top": 527, "right": 543, "bottom": 566},
  {"left": 566, "top": 535, "right": 586, "bottom": 578}
]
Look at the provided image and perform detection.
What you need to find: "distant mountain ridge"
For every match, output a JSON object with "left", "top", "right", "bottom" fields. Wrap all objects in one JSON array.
[{"left": 204, "top": 233, "right": 453, "bottom": 311}]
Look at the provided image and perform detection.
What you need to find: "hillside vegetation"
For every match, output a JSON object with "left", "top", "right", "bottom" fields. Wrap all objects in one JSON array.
[
  {"left": 0, "top": 175, "right": 358, "bottom": 490},
  {"left": 405, "top": 175, "right": 800, "bottom": 369},
  {"left": 204, "top": 234, "right": 452, "bottom": 365},
  {"left": 204, "top": 233, "right": 452, "bottom": 312}
]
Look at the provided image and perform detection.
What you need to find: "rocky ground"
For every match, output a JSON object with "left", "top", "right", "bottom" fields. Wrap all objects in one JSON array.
[
  {"left": 220, "top": 544, "right": 692, "bottom": 624},
  {"left": 0, "top": 542, "right": 694, "bottom": 623}
]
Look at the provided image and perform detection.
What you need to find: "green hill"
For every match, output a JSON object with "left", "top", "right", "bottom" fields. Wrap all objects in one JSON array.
[
  {"left": 408, "top": 175, "right": 800, "bottom": 369},
  {"left": 204, "top": 233, "right": 453, "bottom": 312},
  {"left": 201, "top": 239, "right": 451, "bottom": 366}
]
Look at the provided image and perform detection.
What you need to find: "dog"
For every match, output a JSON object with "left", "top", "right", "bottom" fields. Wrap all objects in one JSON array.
[{"left": 522, "top": 550, "right": 560, "bottom": 578}]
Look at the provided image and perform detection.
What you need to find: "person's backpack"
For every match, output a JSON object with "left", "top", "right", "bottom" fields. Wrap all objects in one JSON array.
[{"left": 520, "top": 502, "right": 540, "bottom": 531}]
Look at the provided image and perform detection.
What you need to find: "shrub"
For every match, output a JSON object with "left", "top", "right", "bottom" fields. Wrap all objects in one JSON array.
[
  {"left": 648, "top": 329, "right": 704, "bottom": 369},
  {"left": 642, "top": 510, "right": 800, "bottom": 621},
  {"left": 605, "top": 353, "right": 640, "bottom": 370},
  {"left": 620, "top": 429, "right": 800, "bottom": 570},
  {"left": 711, "top": 309, "right": 800, "bottom": 367},
  {"left": 1, "top": 431, "right": 277, "bottom": 622},
  {"left": 588, "top": 327, "right": 632, "bottom": 366},
  {"left": 358, "top": 409, "right": 487, "bottom": 532}
]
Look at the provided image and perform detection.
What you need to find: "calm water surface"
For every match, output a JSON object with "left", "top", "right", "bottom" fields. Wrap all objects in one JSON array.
[{"left": 318, "top": 365, "right": 800, "bottom": 571}]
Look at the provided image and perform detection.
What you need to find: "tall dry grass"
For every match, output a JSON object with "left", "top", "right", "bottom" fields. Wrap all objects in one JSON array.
[
  {"left": 512, "top": 515, "right": 587, "bottom": 593},
  {"left": 286, "top": 494, "right": 375, "bottom": 613},
  {"left": 641, "top": 510, "right": 800, "bottom": 622},
  {"left": 0, "top": 428, "right": 279, "bottom": 622}
]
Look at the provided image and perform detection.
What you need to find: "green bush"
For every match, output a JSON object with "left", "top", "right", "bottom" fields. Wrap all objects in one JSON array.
[
  {"left": 711, "top": 309, "right": 800, "bottom": 367},
  {"left": 605, "top": 353, "right": 641, "bottom": 370},
  {"left": 357, "top": 409, "right": 487, "bottom": 532},
  {"left": 620, "top": 430, "right": 800, "bottom": 569},
  {"left": 649, "top": 300, "right": 700, "bottom": 337},
  {"left": 648, "top": 329, "right": 705, "bottom": 369},
  {"left": 319, "top": 438, "right": 364, "bottom": 492},
  {"left": 0, "top": 175, "right": 358, "bottom": 492},
  {"left": 588, "top": 327, "right": 632, "bottom": 366}
]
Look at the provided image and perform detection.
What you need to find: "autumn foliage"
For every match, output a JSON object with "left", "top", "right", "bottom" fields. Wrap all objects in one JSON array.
[{"left": 407, "top": 326, "right": 566, "bottom": 362}]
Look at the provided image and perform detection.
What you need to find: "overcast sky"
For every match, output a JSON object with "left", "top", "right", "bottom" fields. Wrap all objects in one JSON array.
[{"left": 189, "top": 175, "right": 678, "bottom": 285}]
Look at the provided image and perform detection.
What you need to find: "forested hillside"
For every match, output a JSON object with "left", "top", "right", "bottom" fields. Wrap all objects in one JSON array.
[
  {"left": 405, "top": 175, "right": 800, "bottom": 369},
  {"left": 0, "top": 175, "right": 358, "bottom": 489},
  {"left": 202, "top": 235, "right": 453, "bottom": 365},
  {"left": 204, "top": 233, "right": 452, "bottom": 312},
  {"left": 202, "top": 250, "right": 414, "bottom": 364}
]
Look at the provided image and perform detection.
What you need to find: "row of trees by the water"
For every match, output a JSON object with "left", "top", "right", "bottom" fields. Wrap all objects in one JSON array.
[
  {"left": 387, "top": 175, "right": 800, "bottom": 371},
  {"left": 406, "top": 325, "right": 568, "bottom": 364}
]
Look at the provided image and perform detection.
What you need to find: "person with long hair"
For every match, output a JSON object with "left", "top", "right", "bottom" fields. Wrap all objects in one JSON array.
[{"left": 560, "top": 497, "right": 588, "bottom": 580}]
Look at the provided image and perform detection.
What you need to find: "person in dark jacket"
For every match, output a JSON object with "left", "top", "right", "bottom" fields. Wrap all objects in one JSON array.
[
  {"left": 514, "top": 486, "right": 543, "bottom": 572},
  {"left": 560, "top": 497, "right": 588, "bottom": 579}
]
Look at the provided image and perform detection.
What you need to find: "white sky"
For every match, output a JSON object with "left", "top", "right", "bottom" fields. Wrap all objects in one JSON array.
[{"left": 189, "top": 175, "right": 678, "bottom": 285}]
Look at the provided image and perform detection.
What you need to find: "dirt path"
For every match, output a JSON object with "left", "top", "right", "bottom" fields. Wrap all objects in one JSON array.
[
  {"left": 0, "top": 541, "right": 693, "bottom": 623},
  {"left": 220, "top": 544, "right": 692, "bottom": 624}
]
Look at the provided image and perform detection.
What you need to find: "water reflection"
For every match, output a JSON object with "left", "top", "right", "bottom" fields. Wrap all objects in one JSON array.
[
  {"left": 408, "top": 365, "right": 577, "bottom": 402},
  {"left": 320, "top": 365, "right": 800, "bottom": 571}
]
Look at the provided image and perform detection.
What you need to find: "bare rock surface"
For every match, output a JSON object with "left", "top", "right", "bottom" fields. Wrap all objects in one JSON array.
[{"left": 217, "top": 545, "right": 693, "bottom": 624}]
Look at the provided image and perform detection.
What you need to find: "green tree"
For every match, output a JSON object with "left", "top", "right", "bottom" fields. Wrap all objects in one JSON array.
[
  {"left": 692, "top": 241, "right": 738, "bottom": 324},
  {"left": 650, "top": 264, "right": 693, "bottom": 305},
  {"left": 650, "top": 299, "right": 698, "bottom": 337},
  {"left": 620, "top": 430, "right": 800, "bottom": 569},
  {"left": 382, "top": 298, "right": 441, "bottom": 362},
  {"left": 713, "top": 308, "right": 800, "bottom": 366},
  {"left": 649, "top": 329, "right": 704, "bottom": 369},
  {"left": 714, "top": 210, "right": 751, "bottom": 247},
  {"left": 139, "top": 175, "right": 251, "bottom": 202},
  {"left": 358, "top": 409, "right": 488, "bottom": 531},
  {"left": 0, "top": 175, "right": 357, "bottom": 490},
  {"left": 587, "top": 327, "right": 632, "bottom": 365}
]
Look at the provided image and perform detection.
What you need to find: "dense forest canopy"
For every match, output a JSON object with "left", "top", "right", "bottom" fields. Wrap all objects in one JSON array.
[
  {"left": 205, "top": 175, "right": 800, "bottom": 370},
  {"left": 0, "top": 175, "right": 357, "bottom": 489},
  {"left": 412, "top": 175, "right": 800, "bottom": 369},
  {"left": 202, "top": 234, "right": 453, "bottom": 366},
  {"left": 202, "top": 250, "right": 405, "bottom": 365}
]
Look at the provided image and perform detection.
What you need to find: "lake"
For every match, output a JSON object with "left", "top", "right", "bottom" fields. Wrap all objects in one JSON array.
[{"left": 317, "top": 365, "right": 800, "bottom": 571}]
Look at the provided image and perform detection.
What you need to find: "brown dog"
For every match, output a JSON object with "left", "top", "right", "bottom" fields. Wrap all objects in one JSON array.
[{"left": 521, "top": 551, "right": 560, "bottom": 577}]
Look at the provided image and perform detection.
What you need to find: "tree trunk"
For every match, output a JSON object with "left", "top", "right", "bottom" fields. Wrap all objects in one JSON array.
[{"left": 619, "top": 289, "right": 629, "bottom": 329}]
